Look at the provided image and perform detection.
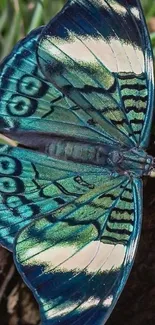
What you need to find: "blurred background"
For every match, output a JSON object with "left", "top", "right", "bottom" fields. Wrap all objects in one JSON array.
[
  {"left": 0, "top": 1, "right": 155, "bottom": 325},
  {"left": 0, "top": 0, "right": 67, "bottom": 60}
]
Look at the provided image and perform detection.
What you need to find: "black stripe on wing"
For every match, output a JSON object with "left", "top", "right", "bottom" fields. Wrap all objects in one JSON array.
[
  {"left": 37, "top": 0, "right": 154, "bottom": 148},
  {"left": 14, "top": 176, "right": 142, "bottom": 325}
]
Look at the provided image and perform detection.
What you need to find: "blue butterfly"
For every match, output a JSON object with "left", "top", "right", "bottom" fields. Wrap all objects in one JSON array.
[{"left": 0, "top": 0, "right": 154, "bottom": 324}]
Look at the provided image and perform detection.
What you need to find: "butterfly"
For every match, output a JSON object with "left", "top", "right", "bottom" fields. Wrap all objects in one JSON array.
[{"left": 0, "top": 0, "right": 154, "bottom": 324}]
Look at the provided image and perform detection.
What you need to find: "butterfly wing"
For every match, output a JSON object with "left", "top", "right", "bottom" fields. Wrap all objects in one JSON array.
[
  {"left": 0, "top": 1, "right": 149, "bottom": 323},
  {"left": 0, "top": 144, "right": 108, "bottom": 250},
  {"left": 0, "top": 25, "right": 120, "bottom": 147},
  {"left": 37, "top": 0, "right": 154, "bottom": 148},
  {"left": 14, "top": 175, "right": 142, "bottom": 325},
  {"left": 0, "top": 21, "right": 122, "bottom": 250}
]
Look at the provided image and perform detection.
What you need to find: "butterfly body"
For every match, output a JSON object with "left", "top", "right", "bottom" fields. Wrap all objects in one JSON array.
[
  {"left": 0, "top": 0, "right": 154, "bottom": 324},
  {"left": 3, "top": 130, "right": 153, "bottom": 175},
  {"left": 20, "top": 138, "right": 154, "bottom": 176}
]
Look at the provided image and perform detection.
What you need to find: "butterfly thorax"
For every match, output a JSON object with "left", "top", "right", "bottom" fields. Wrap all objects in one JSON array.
[{"left": 107, "top": 148, "right": 154, "bottom": 177}]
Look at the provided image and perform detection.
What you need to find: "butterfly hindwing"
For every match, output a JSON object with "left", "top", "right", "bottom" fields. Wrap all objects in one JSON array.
[
  {"left": 37, "top": 0, "right": 154, "bottom": 148},
  {"left": 0, "top": 144, "right": 109, "bottom": 250},
  {"left": 14, "top": 175, "right": 142, "bottom": 325}
]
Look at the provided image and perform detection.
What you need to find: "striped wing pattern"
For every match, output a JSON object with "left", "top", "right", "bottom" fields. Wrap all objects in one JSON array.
[
  {"left": 0, "top": 0, "right": 153, "bottom": 324},
  {"left": 15, "top": 176, "right": 142, "bottom": 325},
  {"left": 37, "top": 0, "right": 154, "bottom": 148},
  {"left": 0, "top": 21, "right": 122, "bottom": 251},
  {"left": 0, "top": 26, "right": 121, "bottom": 148},
  {"left": 117, "top": 73, "right": 148, "bottom": 143},
  {"left": 0, "top": 144, "right": 107, "bottom": 250}
]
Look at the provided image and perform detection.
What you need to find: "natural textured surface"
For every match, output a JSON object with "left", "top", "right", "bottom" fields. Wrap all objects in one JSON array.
[
  {"left": 0, "top": 0, "right": 155, "bottom": 324},
  {"left": 1, "top": 166, "right": 155, "bottom": 325},
  {"left": 0, "top": 0, "right": 153, "bottom": 323}
]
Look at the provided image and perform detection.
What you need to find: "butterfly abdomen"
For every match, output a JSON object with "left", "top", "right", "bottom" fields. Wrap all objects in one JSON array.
[{"left": 48, "top": 138, "right": 111, "bottom": 166}]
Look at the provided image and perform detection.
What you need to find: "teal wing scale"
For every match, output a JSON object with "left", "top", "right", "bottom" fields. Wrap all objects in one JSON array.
[
  {"left": 15, "top": 176, "right": 142, "bottom": 325},
  {"left": 0, "top": 25, "right": 121, "bottom": 147},
  {"left": 0, "top": 144, "right": 107, "bottom": 250},
  {"left": 37, "top": 0, "right": 154, "bottom": 148},
  {"left": 0, "top": 21, "right": 121, "bottom": 250}
]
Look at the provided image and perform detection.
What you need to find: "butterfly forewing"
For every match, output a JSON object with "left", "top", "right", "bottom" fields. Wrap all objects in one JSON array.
[
  {"left": 37, "top": 0, "right": 154, "bottom": 148},
  {"left": 0, "top": 26, "right": 119, "bottom": 148}
]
